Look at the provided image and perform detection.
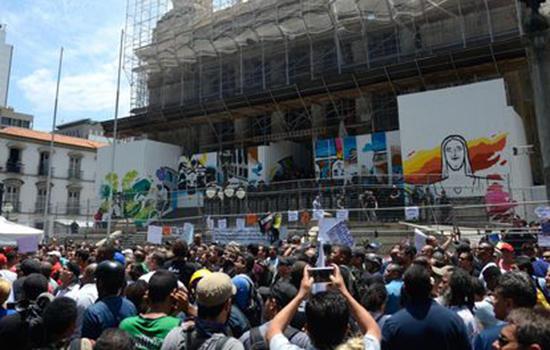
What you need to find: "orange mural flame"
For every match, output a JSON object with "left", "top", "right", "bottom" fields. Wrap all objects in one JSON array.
[{"left": 404, "top": 134, "right": 507, "bottom": 184}]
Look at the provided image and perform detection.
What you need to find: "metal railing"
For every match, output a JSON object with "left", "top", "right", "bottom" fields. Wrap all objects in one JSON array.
[
  {"left": 38, "top": 164, "right": 54, "bottom": 177},
  {"left": 68, "top": 168, "right": 83, "bottom": 180},
  {"left": 5, "top": 161, "right": 24, "bottom": 174}
]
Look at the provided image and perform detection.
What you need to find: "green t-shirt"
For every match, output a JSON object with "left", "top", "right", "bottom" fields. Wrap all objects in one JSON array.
[{"left": 120, "top": 315, "right": 181, "bottom": 350}]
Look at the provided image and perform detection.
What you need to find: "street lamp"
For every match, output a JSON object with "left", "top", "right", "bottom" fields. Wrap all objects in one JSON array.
[
  {"left": 236, "top": 187, "right": 246, "bottom": 200},
  {"left": 206, "top": 186, "right": 218, "bottom": 199},
  {"left": 224, "top": 186, "right": 235, "bottom": 199}
]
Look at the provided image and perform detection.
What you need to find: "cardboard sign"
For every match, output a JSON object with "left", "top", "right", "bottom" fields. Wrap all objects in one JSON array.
[
  {"left": 236, "top": 218, "right": 246, "bottom": 230},
  {"left": 147, "top": 225, "right": 163, "bottom": 244},
  {"left": 182, "top": 223, "right": 194, "bottom": 244},
  {"left": 405, "top": 207, "right": 420, "bottom": 221},
  {"left": 288, "top": 211, "right": 299, "bottom": 222},
  {"left": 336, "top": 210, "right": 349, "bottom": 221}
]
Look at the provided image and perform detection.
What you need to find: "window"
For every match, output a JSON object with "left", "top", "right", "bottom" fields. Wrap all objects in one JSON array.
[
  {"left": 67, "top": 189, "right": 80, "bottom": 215},
  {"left": 69, "top": 157, "right": 82, "bottom": 179},
  {"left": 39, "top": 152, "right": 50, "bottom": 176},
  {"left": 4, "top": 184, "right": 21, "bottom": 212},
  {"left": 6, "top": 148, "right": 22, "bottom": 173},
  {"left": 36, "top": 188, "right": 48, "bottom": 213}
]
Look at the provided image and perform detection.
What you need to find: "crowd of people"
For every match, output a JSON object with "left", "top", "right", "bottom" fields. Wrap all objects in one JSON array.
[{"left": 0, "top": 231, "right": 549, "bottom": 350}]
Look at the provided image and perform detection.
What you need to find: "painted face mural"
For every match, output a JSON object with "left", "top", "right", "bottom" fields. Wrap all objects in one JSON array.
[{"left": 442, "top": 136, "right": 470, "bottom": 173}]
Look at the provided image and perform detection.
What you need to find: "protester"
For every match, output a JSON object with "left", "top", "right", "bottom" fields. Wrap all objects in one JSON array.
[
  {"left": 0, "top": 278, "right": 15, "bottom": 319},
  {"left": 473, "top": 272, "right": 537, "bottom": 350},
  {"left": 381, "top": 265, "right": 471, "bottom": 350},
  {"left": 55, "top": 261, "right": 81, "bottom": 299},
  {"left": 94, "top": 328, "right": 135, "bottom": 350},
  {"left": 492, "top": 307, "right": 550, "bottom": 350},
  {"left": 81, "top": 261, "right": 136, "bottom": 340},
  {"left": 73, "top": 263, "right": 98, "bottom": 338},
  {"left": 161, "top": 272, "right": 244, "bottom": 350},
  {"left": 266, "top": 265, "right": 381, "bottom": 350},
  {"left": 383, "top": 263, "right": 403, "bottom": 315},
  {"left": 163, "top": 239, "right": 197, "bottom": 288},
  {"left": 120, "top": 270, "right": 186, "bottom": 349}
]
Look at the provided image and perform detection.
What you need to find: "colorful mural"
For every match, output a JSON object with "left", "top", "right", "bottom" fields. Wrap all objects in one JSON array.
[
  {"left": 315, "top": 131, "right": 401, "bottom": 183},
  {"left": 99, "top": 167, "right": 176, "bottom": 225}
]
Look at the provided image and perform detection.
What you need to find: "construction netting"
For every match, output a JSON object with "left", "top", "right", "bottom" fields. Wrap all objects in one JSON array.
[{"left": 128, "top": 0, "right": 523, "bottom": 108}]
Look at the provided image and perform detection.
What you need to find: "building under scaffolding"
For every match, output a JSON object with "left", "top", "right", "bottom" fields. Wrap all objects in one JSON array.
[{"left": 110, "top": 0, "right": 536, "bottom": 165}]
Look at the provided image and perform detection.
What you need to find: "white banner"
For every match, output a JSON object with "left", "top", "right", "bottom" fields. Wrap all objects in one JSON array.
[
  {"left": 288, "top": 211, "right": 299, "bottom": 222},
  {"left": 336, "top": 210, "right": 349, "bottom": 221},
  {"left": 147, "top": 225, "right": 163, "bottom": 244},
  {"left": 212, "top": 228, "right": 269, "bottom": 245}
]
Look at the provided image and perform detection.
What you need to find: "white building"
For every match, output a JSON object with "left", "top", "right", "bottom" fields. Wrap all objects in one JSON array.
[
  {"left": 0, "top": 127, "right": 105, "bottom": 230},
  {"left": 0, "top": 24, "right": 13, "bottom": 107}
]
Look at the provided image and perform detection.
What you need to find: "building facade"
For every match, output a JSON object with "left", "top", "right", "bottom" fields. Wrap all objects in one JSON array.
[
  {"left": 56, "top": 118, "right": 104, "bottom": 140},
  {"left": 0, "top": 107, "right": 33, "bottom": 129},
  {"left": 0, "top": 24, "right": 13, "bottom": 108},
  {"left": 0, "top": 127, "right": 105, "bottom": 229}
]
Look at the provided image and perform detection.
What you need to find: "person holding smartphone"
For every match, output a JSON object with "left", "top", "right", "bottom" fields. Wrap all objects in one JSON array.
[{"left": 266, "top": 264, "right": 381, "bottom": 350}]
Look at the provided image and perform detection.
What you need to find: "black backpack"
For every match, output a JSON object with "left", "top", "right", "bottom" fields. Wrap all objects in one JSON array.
[
  {"left": 249, "top": 326, "right": 300, "bottom": 350},
  {"left": 178, "top": 326, "right": 231, "bottom": 350},
  {"left": 237, "top": 274, "right": 263, "bottom": 327}
]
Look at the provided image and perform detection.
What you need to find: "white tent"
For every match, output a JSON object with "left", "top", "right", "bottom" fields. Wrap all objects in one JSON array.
[{"left": 0, "top": 216, "right": 44, "bottom": 246}]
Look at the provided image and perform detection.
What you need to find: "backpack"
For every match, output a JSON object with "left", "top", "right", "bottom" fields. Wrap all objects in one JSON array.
[
  {"left": 249, "top": 326, "right": 300, "bottom": 350},
  {"left": 178, "top": 324, "right": 231, "bottom": 350},
  {"left": 237, "top": 274, "right": 263, "bottom": 327}
]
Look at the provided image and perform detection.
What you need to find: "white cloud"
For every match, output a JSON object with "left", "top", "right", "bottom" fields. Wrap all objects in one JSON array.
[{"left": 18, "top": 59, "right": 130, "bottom": 118}]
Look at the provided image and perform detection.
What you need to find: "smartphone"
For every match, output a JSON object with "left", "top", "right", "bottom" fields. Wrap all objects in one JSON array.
[{"left": 310, "top": 266, "right": 335, "bottom": 283}]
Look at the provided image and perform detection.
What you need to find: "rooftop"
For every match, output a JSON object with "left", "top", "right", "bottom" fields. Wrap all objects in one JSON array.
[
  {"left": 0, "top": 127, "right": 106, "bottom": 149},
  {"left": 56, "top": 118, "right": 98, "bottom": 130}
]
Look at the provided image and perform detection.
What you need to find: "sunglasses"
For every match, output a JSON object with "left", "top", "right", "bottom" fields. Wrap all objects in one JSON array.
[
  {"left": 543, "top": 255, "right": 550, "bottom": 260},
  {"left": 497, "top": 333, "right": 512, "bottom": 348}
]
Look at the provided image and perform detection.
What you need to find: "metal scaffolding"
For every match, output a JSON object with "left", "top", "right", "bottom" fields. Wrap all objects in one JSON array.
[{"left": 117, "top": 0, "right": 527, "bottom": 151}]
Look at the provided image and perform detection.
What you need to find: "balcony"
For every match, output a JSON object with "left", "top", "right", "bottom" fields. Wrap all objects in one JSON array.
[
  {"left": 6, "top": 160, "right": 24, "bottom": 174},
  {"left": 68, "top": 168, "right": 83, "bottom": 180},
  {"left": 38, "top": 164, "right": 54, "bottom": 177},
  {"left": 66, "top": 203, "right": 81, "bottom": 215},
  {"left": 35, "top": 201, "right": 51, "bottom": 214}
]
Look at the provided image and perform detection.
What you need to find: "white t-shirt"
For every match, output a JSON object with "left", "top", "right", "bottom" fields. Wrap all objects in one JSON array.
[
  {"left": 0, "top": 269, "right": 17, "bottom": 284},
  {"left": 270, "top": 333, "right": 380, "bottom": 350},
  {"left": 73, "top": 283, "right": 99, "bottom": 338},
  {"left": 449, "top": 306, "right": 479, "bottom": 340}
]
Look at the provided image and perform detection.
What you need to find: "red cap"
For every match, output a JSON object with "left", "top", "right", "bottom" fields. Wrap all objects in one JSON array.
[
  {"left": 0, "top": 254, "right": 7, "bottom": 264},
  {"left": 500, "top": 243, "right": 514, "bottom": 252}
]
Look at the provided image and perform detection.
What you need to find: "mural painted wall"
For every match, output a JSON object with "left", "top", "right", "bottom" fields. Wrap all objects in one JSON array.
[
  {"left": 315, "top": 131, "right": 402, "bottom": 184},
  {"left": 96, "top": 140, "right": 182, "bottom": 225},
  {"left": 398, "top": 79, "right": 532, "bottom": 198}
]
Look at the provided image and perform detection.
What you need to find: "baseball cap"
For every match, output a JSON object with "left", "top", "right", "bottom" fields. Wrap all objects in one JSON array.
[
  {"left": 196, "top": 272, "right": 236, "bottom": 307},
  {"left": 114, "top": 252, "right": 126, "bottom": 266},
  {"left": 258, "top": 281, "right": 297, "bottom": 309},
  {"left": 232, "top": 275, "right": 252, "bottom": 311},
  {"left": 0, "top": 254, "right": 7, "bottom": 265},
  {"left": 432, "top": 265, "right": 454, "bottom": 277},
  {"left": 47, "top": 251, "right": 61, "bottom": 258},
  {"left": 499, "top": 243, "right": 514, "bottom": 252}
]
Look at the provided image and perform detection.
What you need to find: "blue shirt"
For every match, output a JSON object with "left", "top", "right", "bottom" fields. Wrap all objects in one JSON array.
[
  {"left": 81, "top": 296, "right": 137, "bottom": 340},
  {"left": 0, "top": 306, "right": 15, "bottom": 319},
  {"left": 382, "top": 300, "right": 471, "bottom": 350},
  {"left": 533, "top": 258, "right": 549, "bottom": 278},
  {"left": 473, "top": 324, "right": 505, "bottom": 350},
  {"left": 385, "top": 280, "right": 403, "bottom": 315}
]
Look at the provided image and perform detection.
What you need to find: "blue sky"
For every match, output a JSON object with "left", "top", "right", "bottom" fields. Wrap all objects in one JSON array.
[{"left": 0, "top": 0, "right": 131, "bottom": 131}]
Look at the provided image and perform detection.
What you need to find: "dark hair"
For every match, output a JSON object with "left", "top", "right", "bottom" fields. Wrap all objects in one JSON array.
[
  {"left": 239, "top": 253, "right": 255, "bottom": 272},
  {"left": 361, "top": 283, "right": 388, "bottom": 313},
  {"left": 22, "top": 273, "right": 49, "bottom": 301},
  {"left": 148, "top": 270, "right": 178, "bottom": 304},
  {"left": 305, "top": 291, "right": 349, "bottom": 350},
  {"left": 149, "top": 252, "right": 166, "bottom": 268},
  {"left": 96, "top": 261, "right": 126, "bottom": 296},
  {"left": 172, "top": 239, "right": 189, "bottom": 258},
  {"left": 448, "top": 269, "right": 475, "bottom": 310},
  {"left": 125, "top": 280, "right": 148, "bottom": 314},
  {"left": 508, "top": 307, "right": 550, "bottom": 350},
  {"left": 403, "top": 265, "right": 432, "bottom": 304},
  {"left": 495, "top": 272, "right": 537, "bottom": 308},
  {"left": 412, "top": 255, "right": 431, "bottom": 269},
  {"left": 42, "top": 297, "right": 78, "bottom": 341},
  {"left": 198, "top": 299, "right": 229, "bottom": 320},
  {"left": 97, "top": 244, "right": 116, "bottom": 263},
  {"left": 515, "top": 255, "right": 534, "bottom": 276},
  {"left": 20, "top": 259, "right": 42, "bottom": 276},
  {"left": 40, "top": 262, "right": 53, "bottom": 279},
  {"left": 247, "top": 244, "right": 259, "bottom": 256},
  {"left": 459, "top": 251, "right": 474, "bottom": 262},
  {"left": 471, "top": 276, "right": 486, "bottom": 297},
  {"left": 129, "top": 262, "right": 146, "bottom": 281},
  {"left": 94, "top": 328, "right": 135, "bottom": 350},
  {"left": 401, "top": 245, "right": 417, "bottom": 258},
  {"left": 334, "top": 244, "right": 352, "bottom": 263},
  {"left": 75, "top": 249, "right": 90, "bottom": 263}
]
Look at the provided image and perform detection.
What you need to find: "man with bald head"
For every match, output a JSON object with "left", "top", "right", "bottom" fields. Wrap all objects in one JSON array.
[{"left": 73, "top": 263, "right": 98, "bottom": 338}]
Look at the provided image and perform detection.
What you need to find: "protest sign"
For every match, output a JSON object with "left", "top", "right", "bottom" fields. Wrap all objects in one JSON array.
[
  {"left": 405, "top": 207, "right": 420, "bottom": 221},
  {"left": 218, "top": 219, "right": 227, "bottom": 229},
  {"left": 318, "top": 218, "right": 354, "bottom": 247},
  {"left": 147, "top": 225, "right": 163, "bottom": 244},
  {"left": 288, "top": 211, "right": 299, "bottom": 222},
  {"left": 336, "top": 210, "right": 349, "bottom": 221}
]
